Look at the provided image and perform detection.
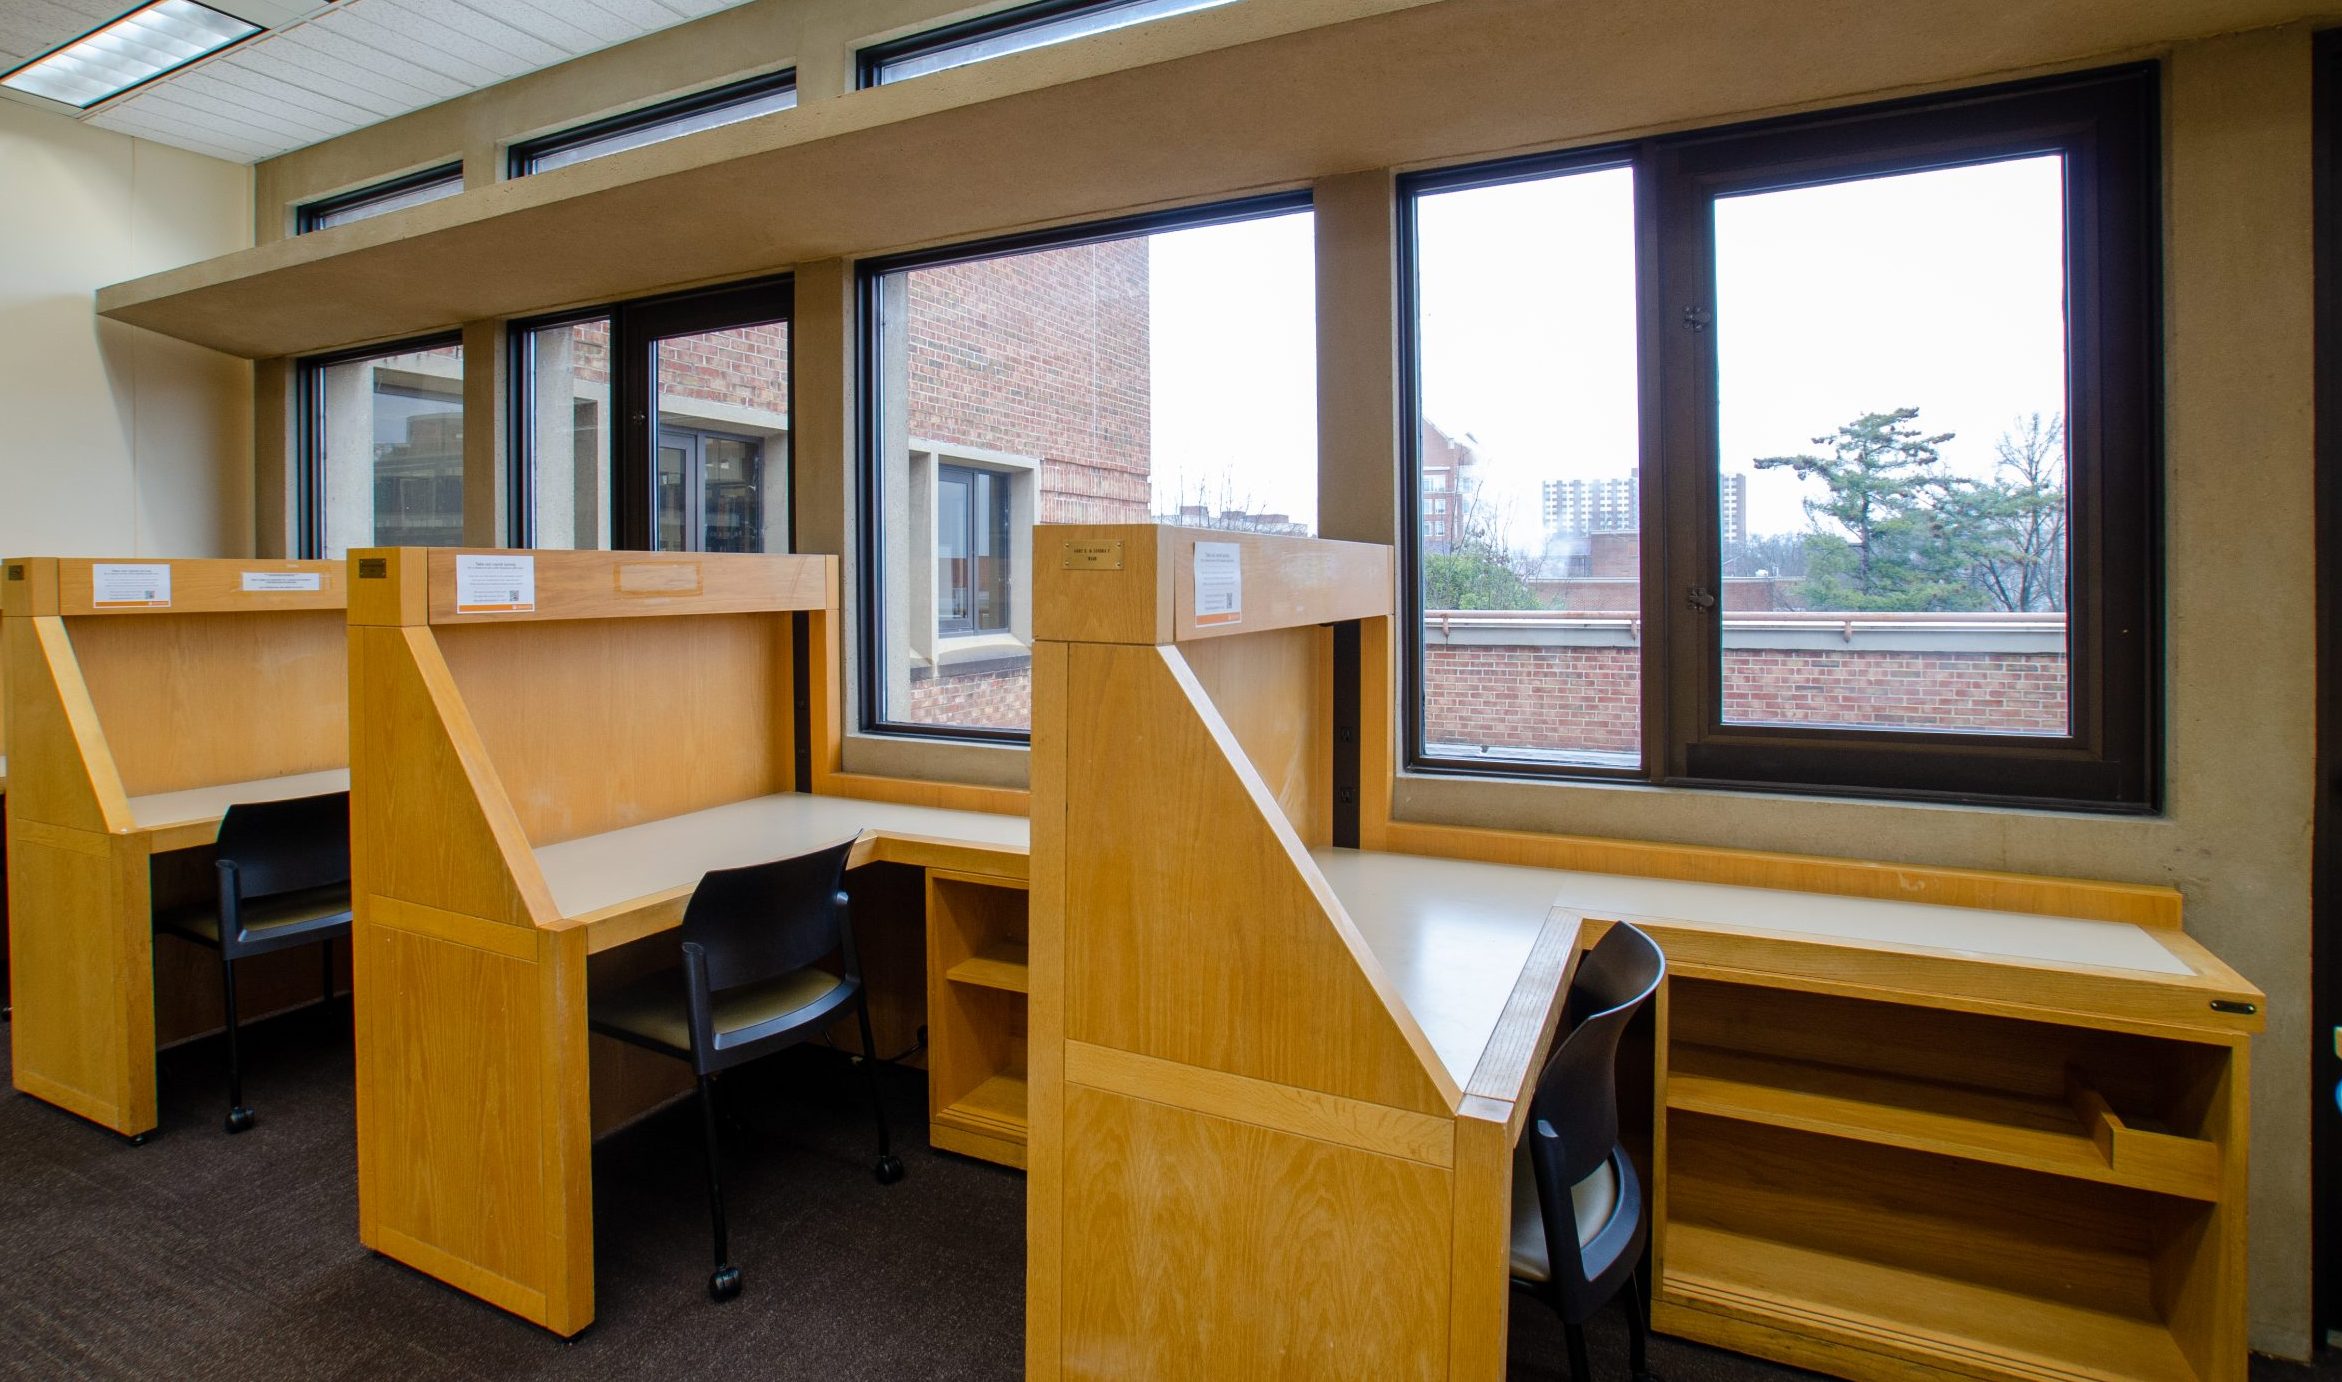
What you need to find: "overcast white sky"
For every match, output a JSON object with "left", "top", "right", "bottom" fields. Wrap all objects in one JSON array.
[{"left": 1142, "top": 154, "right": 2070, "bottom": 550}]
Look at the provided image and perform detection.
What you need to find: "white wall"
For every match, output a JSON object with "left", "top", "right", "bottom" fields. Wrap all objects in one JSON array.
[{"left": 0, "top": 100, "right": 252, "bottom": 559}]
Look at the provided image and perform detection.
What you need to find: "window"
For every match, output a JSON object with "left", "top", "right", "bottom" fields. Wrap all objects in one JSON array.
[
  {"left": 510, "top": 71, "right": 797, "bottom": 176},
  {"left": 301, "top": 335, "right": 464, "bottom": 558},
  {"left": 297, "top": 163, "right": 463, "bottom": 233},
  {"left": 860, "top": 193, "right": 1316, "bottom": 739},
  {"left": 512, "top": 278, "right": 791, "bottom": 551},
  {"left": 1401, "top": 66, "right": 2158, "bottom": 809},
  {"left": 858, "top": 0, "right": 1240, "bottom": 87}
]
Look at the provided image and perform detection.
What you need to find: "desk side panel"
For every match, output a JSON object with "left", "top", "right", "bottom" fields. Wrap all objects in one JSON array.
[
  {"left": 1057, "top": 1083, "right": 1451, "bottom": 1380},
  {"left": 5, "top": 823, "right": 155, "bottom": 1134},
  {"left": 71, "top": 610, "right": 348, "bottom": 798},
  {"left": 1062, "top": 641, "right": 1450, "bottom": 1115},
  {"left": 3, "top": 616, "right": 127, "bottom": 833}
]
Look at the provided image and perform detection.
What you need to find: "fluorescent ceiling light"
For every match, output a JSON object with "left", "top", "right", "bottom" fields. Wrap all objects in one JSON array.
[{"left": 2, "top": 1, "right": 261, "bottom": 110}]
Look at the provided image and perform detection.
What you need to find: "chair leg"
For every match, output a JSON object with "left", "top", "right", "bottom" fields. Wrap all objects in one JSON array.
[
  {"left": 698, "top": 1073, "right": 740, "bottom": 1301},
  {"left": 1623, "top": 1268, "right": 1654, "bottom": 1382},
  {"left": 1565, "top": 1322, "right": 1591, "bottom": 1382},
  {"left": 221, "top": 956, "right": 254, "bottom": 1134},
  {"left": 855, "top": 997, "right": 904, "bottom": 1185}
]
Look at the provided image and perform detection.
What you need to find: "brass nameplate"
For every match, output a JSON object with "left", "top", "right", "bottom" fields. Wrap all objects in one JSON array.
[
  {"left": 357, "top": 558, "right": 389, "bottom": 579},
  {"left": 617, "top": 561, "right": 703, "bottom": 595},
  {"left": 1061, "top": 539, "right": 1124, "bottom": 571}
]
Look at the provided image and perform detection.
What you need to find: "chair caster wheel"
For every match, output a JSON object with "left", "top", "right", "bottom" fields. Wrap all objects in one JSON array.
[
  {"left": 225, "top": 1107, "right": 255, "bottom": 1134},
  {"left": 874, "top": 1154, "right": 905, "bottom": 1185},
  {"left": 708, "top": 1266, "right": 742, "bottom": 1301}
]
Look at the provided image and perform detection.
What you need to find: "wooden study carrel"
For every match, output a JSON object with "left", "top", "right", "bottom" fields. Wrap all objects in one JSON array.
[
  {"left": 1021, "top": 524, "right": 2263, "bottom": 1382},
  {"left": 344, "top": 547, "right": 1029, "bottom": 1337},
  {"left": 2, "top": 556, "right": 351, "bottom": 1138}
]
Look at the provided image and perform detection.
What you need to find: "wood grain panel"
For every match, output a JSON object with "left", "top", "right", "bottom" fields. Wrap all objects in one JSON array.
[
  {"left": 423, "top": 549, "right": 832, "bottom": 625},
  {"left": 3, "top": 616, "right": 128, "bottom": 833},
  {"left": 51, "top": 559, "right": 345, "bottom": 616},
  {"left": 435, "top": 613, "right": 790, "bottom": 846},
  {"left": 356, "top": 899, "right": 560, "bottom": 1326},
  {"left": 1180, "top": 625, "right": 1326, "bottom": 843},
  {"left": 70, "top": 610, "right": 348, "bottom": 798},
  {"left": 1034, "top": 525, "right": 1392, "bottom": 646},
  {"left": 1026, "top": 637, "right": 1069, "bottom": 1382},
  {"left": 1058, "top": 1083, "right": 1451, "bottom": 1380},
  {"left": 1062, "top": 640, "right": 1452, "bottom": 1115},
  {"left": 5, "top": 823, "right": 150, "bottom": 1133}
]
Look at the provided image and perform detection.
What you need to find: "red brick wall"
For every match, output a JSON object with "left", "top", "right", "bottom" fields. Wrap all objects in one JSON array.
[
  {"left": 1424, "top": 644, "right": 2068, "bottom": 751},
  {"left": 908, "top": 661, "right": 1035, "bottom": 729},
  {"left": 904, "top": 241, "right": 1153, "bottom": 523}
]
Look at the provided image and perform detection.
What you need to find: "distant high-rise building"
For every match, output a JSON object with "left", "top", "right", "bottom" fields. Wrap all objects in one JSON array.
[
  {"left": 1719, "top": 471, "right": 1748, "bottom": 545},
  {"left": 1540, "top": 470, "right": 1748, "bottom": 544},
  {"left": 1543, "top": 471, "right": 1639, "bottom": 536}
]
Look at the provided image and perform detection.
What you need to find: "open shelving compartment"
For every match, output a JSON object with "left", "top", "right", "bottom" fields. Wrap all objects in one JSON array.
[
  {"left": 927, "top": 868, "right": 1031, "bottom": 1166},
  {"left": 1655, "top": 975, "right": 2245, "bottom": 1382}
]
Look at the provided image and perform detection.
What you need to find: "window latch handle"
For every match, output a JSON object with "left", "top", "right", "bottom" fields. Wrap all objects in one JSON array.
[
  {"left": 1681, "top": 305, "right": 1712, "bottom": 332},
  {"left": 1686, "top": 586, "right": 1718, "bottom": 612}
]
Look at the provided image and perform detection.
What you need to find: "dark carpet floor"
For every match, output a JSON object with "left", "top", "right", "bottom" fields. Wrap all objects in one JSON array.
[{"left": 0, "top": 1005, "right": 2325, "bottom": 1381}]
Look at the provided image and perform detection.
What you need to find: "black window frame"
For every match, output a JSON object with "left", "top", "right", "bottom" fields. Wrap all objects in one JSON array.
[
  {"left": 1397, "top": 64, "right": 2162, "bottom": 812},
  {"left": 296, "top": 330, "right": 467, "bottom": 560},
  {"left": 856, "top": 0, "right": 1232, "bottom": 88},
  {"left": 295, "top": 162, "right": 464, "bottom": 234},
  {"left": 855, "top": 188, "right": 1314, "bottom": 746},
  {"left": 508, "top": 69, "right": 798, "bottom": 178},
  {"left": 508, "top": 275, "right": 794, "bottom": 553},
  {"left": 935, "top": 463, "right": 1015, "bottom": 636}
]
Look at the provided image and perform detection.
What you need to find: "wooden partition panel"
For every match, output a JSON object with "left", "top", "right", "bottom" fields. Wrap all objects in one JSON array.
[
  {"left": 1062, "top": 640, "right": 1450, "bottom": 1115},
  {"left": 435, "top": 613, "right": 792, "bottom": 846},
  {"left": 71, "top": 611, "right": 348, "bottom": 798}
]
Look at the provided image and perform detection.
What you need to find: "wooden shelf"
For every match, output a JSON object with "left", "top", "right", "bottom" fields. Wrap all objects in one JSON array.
[
  {"left": 1667, "top": 1044, "right": 2220, "bottom": 1201},
  {"left": 935, "top": 1069, "right": 1028, "bottom": 1141},
  {"left": 946, "top": 943, "right": 1031, "bottom": 994},
  {"left": 1661, "top": 1222, "right": 2199, "bottom": 1382}
]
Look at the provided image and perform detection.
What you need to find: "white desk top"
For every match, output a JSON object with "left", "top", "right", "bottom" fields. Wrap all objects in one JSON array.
[
  {"left": 1309, "top": 844, "right": 2194, "bottom": 1092},
  {"left": 1312, "top": 848, "right": 1564, "bottom": 1091},
  {"left": 534, "top": 792, "right": 1031, "bottom": 919},
  {"left": 126, "top": 767, "right": 351, "bottom": 830}
]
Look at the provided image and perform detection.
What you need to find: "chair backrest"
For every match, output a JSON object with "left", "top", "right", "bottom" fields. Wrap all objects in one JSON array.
[
  {"left": 215, "top": 791, "right": 351, "bottom": 901},
  {"left": 678, "top": 839, "right": 857, "bottom": 993},
  {"left": 1523, "top": 921, "right": 1665, "bottom": 1281}
]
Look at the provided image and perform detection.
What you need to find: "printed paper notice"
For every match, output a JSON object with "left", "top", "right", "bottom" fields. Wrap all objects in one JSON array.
[
  {"left": 1193, "top": 542, "right": 1242, "bottom": 628},
  {"left": 91, "top": 562, "right": 170, "bottom": 608},
  {"left": 455, "top": 554, "right": 535, "bottom": 614},
  {"left": 241, "top": 571, "right": 322, "bottom": 593}
]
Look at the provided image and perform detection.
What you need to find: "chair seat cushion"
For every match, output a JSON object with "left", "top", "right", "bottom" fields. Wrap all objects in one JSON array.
[
  {"left": 157, "top": 884, "right": 352, "bottom": 945},
  {"left": 1508, "top": 1136, "right": 1621, "bottom": 1286},
  {"left": 591, "top": 966, "right": 846, "bottom": 1056}
]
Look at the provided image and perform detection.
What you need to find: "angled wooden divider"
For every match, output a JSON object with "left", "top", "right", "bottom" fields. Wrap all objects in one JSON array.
[
  {"left": 1027, "top": 524, "right": 1581, "bottom": 1379},
  {"left": 2, "top": 556, "right": 349, "bottom": 1137}
]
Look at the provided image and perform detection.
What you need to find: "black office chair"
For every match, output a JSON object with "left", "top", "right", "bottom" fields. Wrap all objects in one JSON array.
[
  {"left": 153, "top": 791, "right": 353, "bottom": 1134},
  {"left": 1510, "top": 920, "right": 1666, "bottom": 1382},
  {"left": 588, "top": 839, "right": 903, "bottom": 1302}
]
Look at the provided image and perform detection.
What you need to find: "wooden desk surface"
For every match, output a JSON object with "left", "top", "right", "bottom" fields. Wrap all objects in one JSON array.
[
  {"left": 1309, "top": 846, "right": 1563, "bottom": 1093},
  {"left": 124, "top": 767, "right": 350, "bottom": 833},
  {"left": 1311, "top": 843, "right": 2201, "bottom": 1095},
  {"left": 535, "top": 792, "right": 1030, "bottom": 922}
]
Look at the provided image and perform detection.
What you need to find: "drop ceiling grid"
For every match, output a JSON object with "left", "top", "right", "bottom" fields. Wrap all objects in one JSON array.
[{"left": 48, "top": 0, "right": 760, "bottom": 163}]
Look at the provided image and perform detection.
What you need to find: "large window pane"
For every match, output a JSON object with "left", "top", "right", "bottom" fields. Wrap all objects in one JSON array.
[
  {"left": 522, "top": 317, "right": 612, "bottom": 549},
  {"left": 1411, "top": 164, "right": 1641, "bottom": 769},
  {"left": 314, "top": 340, "right": 463, "bottom": 557},
  {"left": 1714, "top": 155, "right": 2070, "bottom": 735},
  {"left": 653, "top": 322, "right": 789, "bottom": 552},
  {"left": 869, "top": 203, "right": 1316, "bottom": 735}
]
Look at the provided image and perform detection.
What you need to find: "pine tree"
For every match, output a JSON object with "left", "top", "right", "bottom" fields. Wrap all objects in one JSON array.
[{"left": 1754, "top": 407, "right": 1980, "bottom": 611}]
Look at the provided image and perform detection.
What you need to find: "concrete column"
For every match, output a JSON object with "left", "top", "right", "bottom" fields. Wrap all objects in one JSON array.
[{"left": 1313, "top": 168, "right": 1401, "bottom": 548}]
